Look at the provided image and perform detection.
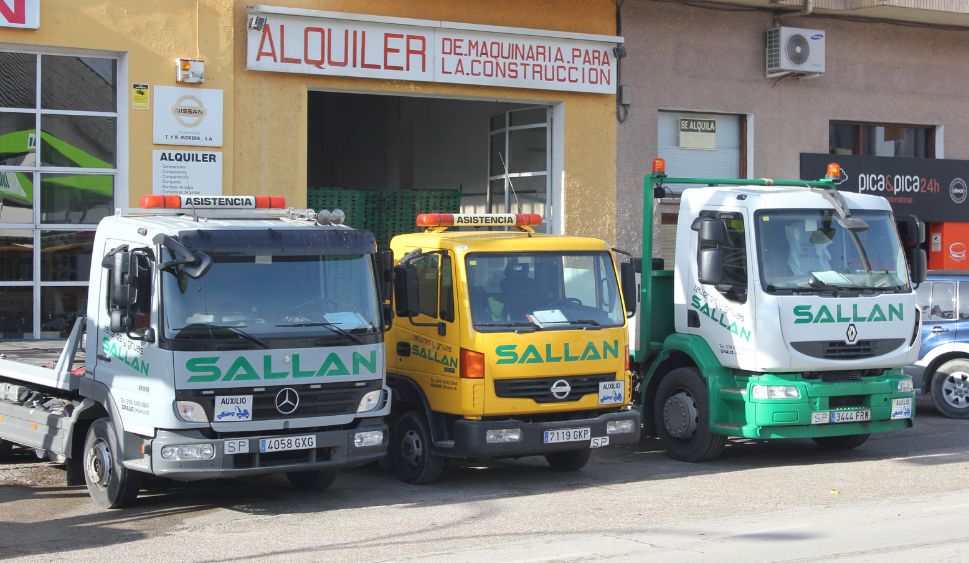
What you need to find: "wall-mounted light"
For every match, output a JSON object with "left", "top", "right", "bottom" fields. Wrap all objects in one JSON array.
[{"left": 176, "top": 58, "right": 205, "bottom": 84}]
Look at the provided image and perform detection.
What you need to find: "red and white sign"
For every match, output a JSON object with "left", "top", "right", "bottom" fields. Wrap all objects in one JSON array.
[
  {"left": 0, "top": 0, "right": 39, "bottom": 29},
  {"left": 246, "top": 9, "right": 619, "bottom": 94}
]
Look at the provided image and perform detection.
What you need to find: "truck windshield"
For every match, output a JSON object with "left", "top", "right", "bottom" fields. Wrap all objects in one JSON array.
[
  {"left": 755, "top": 209, "right": 910, "bottom": 293},
  {"left": 162, "top": 253, "right": 380, "bottom": 346},
  {"left": 464, "top": 251, "right": 624, "bottom": 331}
]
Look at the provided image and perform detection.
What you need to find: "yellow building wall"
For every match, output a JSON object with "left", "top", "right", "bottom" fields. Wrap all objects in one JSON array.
[{"left": 0, "top": 0, "right": 617, "bottom": 242}]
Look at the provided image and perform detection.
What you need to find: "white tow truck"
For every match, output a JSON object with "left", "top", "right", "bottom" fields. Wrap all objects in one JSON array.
[{"left": 0, "top": 195, "right": 392, "bottom": 508}]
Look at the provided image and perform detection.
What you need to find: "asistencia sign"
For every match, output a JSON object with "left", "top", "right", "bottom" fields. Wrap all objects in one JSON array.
[
  {"left": 245, "top": 6, "right": 621, "bottom": 94},
  {"left": 800, "top": 153, "right": 969, "bottom": 223}
]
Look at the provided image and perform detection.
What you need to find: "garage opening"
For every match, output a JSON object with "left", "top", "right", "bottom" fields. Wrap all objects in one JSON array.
[{"left": 307, "top": 92, "right": 553, "bottom": 244}]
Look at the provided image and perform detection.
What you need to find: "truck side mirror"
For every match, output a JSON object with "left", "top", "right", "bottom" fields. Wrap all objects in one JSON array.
[
  {"left": 697, "top": 247, "right": 724, "bottom": 286},
  {"left": 379, "top": 251, "right": 395, "bottom": 302},
  {"left": 620, "top": 261, "right": 637, "bottom": 316},
  {"left": 694, "top": 217, "right": 728, "bottom": 245},
  {"left": 896, "top": 215, "right": 927, "bottom": 285},
  {"left": 110, "top": 309, "right": 133, "bottom": 333},
  {"left": 393, "top": 264, "right": 420, "bottom": 318},
  {"left": 109, "top": 251, "right": 139, "bottom": 307},
  {"left": 910, "top": 248, "right": 927, "bottom": 285}
]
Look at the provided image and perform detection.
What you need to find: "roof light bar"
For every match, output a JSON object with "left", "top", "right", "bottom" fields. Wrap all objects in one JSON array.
[
  {"left": 140, "top": 195, "right": 287, "bottom": 209},
  {"left": 416, "top": 213, "right": 543, "bottom": 228}
]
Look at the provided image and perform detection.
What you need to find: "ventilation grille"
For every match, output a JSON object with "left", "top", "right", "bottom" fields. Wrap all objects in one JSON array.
[
  {"left": 766, "top": 28, "right": 781, "bottom": 73},
  {"left": 791, "top": 339, "right": 906, "bottom": 360}
]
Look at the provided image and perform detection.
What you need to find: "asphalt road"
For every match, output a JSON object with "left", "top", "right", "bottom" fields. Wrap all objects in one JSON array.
[{"left": 2, "top": 398, "right": 968, "bottom": 562}]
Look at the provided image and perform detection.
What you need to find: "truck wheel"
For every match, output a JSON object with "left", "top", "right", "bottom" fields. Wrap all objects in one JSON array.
[
  {"left": 653, "top": 367, "right": 726, "bottom": 462},
  {"left": 813, "top": 434, "right": 869, "bottom": 449},
  {"left": 286, "top": 469, "right": 337, "bottom": 491},
  {"left": 392, "top": 410, "right": 444, "bottom": 485},
  {"left": 545, "top": 448, "right": 591, "bottom": 471},
  {"left": 0, "top": 439, "right": 12, "bottom": 457},
  {"left": 930, "top": 359, "right": 969, "bottom": 419},
  {"left": 83, "top": 418, "right": 141, "bottom": 509}
]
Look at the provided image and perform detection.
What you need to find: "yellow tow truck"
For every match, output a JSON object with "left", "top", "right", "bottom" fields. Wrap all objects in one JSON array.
[{"left": 386, "top": 212, "right": 641, "bottom": 483}]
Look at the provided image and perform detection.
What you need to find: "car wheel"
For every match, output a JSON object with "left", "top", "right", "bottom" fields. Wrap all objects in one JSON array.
[
  {"left": 930, "top": 359, "right": 969, "bottom": 419},
  {"left": 545, "top": 448, "right": 591, "bottom": 471},
  {"left": 653, "top": 367, "right": 726, "bottom": 462},
  {"left": 286, "top": 469, "right": 338, "bottom": 490},
  {"left": 813, "top": 434, "right": 869, "bottom": 449},
  {"left": 392, "top": 410, "right": 445, "bottom": 485},
  {"left": 83, "top": 418, "right": 141, "bottom": 509}
]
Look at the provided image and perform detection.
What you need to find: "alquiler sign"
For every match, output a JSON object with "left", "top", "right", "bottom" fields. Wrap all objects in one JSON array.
[
  {"left": 246, "top": 7, "right": 620, "bottom": 94},
  {"left": 801, "top": 153, "right": 969, "bottom": 223}
]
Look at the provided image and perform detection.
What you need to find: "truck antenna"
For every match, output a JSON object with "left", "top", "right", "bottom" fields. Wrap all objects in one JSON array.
[{"left": 498, "top": 152, "right": 522, "bottom": 214}]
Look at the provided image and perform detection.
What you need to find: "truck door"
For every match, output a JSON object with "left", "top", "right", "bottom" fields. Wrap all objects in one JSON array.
[
  {"left": 395, "top": 251, "right": 461, "bottom": 406},
  {"left": 918, "top": 280, "right": 957, "bottom": 358}
]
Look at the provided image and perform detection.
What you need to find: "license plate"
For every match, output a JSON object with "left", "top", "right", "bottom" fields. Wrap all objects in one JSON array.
[
  {"left": 224, "top": 439, "right": 250, "bottom": 455},
  {"left": 811, "top": 409, "right": 871, "bottom": 425},
  {"left": 259, "top": 435, "right": 316, "bottom": 453},
  {"left": 891, "top": 398, "right": 913, "bottom": 420},
  {"left": 543, "top": 427, "right": 591, "bottom": 444}
]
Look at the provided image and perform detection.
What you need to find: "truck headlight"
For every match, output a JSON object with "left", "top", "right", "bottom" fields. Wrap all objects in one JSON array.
[
  {"left": 606, "top": 419, "right": 637, "bottom": 434},
  {"left": 353, "top": 430, "right": 384, "bottom": 447},
  {"left": 751, "top": 385, "right": 800, "bottom": 399},
  {"left": 898, "top": 378, "right": 914, "bottom": 393},
  {"left": 160, "top": 444, "right": 215, "bottom": 461},
  {"left": 356, "top": 390, "right": 382, "bottom": 413},
  {"left": 175, "top": 401, "right": 208, "bottom": 423},
  {"left": 486, "top": 429, "right": 522, "bottom": 443}
]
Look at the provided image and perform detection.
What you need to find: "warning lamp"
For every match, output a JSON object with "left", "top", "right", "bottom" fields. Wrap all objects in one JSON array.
[
  {"left": 825, "top": 162, "right": 842, "bottom": 180},
  {"left": 460, "top": 348, "right": 485, "bottom": 379},
  {"left": 140, "top": 195, "right": 286, "bottom": 209},
  {"left": 652, "top": 158, "right": 666, "bottom": 175},
  {"left": 416, "top": 213, "right": 542, "bottom": 228},
  {"left": 176, "top": 58, "right": 205, "bottom": 84}
]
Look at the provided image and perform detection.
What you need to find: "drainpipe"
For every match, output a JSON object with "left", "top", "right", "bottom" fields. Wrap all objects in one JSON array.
[{"left": 800, "top": 0, "right": 814, "bottom": 16}]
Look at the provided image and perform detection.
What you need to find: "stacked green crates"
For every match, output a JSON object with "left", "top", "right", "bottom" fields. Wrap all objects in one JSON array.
[{"left": 307, "top": 187, "right": 461, "bottom": 248}]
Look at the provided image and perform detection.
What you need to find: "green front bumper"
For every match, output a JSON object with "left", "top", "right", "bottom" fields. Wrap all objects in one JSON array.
[{"left": 713, "top": 369, "right": 915, "bottom": 439}]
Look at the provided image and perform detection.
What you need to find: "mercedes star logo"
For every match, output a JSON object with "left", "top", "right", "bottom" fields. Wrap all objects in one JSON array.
[
  {"left": 275, "top": 387, "right": 300, "bottom": 415},
  {"left": 846, "top": 323, "right": 858, "bottom": 344},
  {"left": 550, "top": 379, "right": 572, "bottom": 400}
]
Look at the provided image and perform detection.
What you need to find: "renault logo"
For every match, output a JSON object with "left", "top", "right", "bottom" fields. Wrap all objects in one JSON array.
[
  {"left": 550, "top": 379, "right": 571, "bottom": 400},
  {"left": 275, "top": 387, "right": 299, "bottom": 415},
  {"left": 846, "top": 323, "right": 858, "bottom": 344}
]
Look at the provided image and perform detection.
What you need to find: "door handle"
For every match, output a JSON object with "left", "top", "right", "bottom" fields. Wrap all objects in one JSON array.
[
  {"left": 96, "top": 353, "right": 112, "bottom": 362},
  {"left": 396, "top": 342, "right": 412, "bottom": 357},
  {"left": 931, "top": 326, "right": 949, "bottom": 334}
]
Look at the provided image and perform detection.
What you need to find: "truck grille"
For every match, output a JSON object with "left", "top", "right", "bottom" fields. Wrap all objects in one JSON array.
[
  {"left": 176, "top": 380, "right": 380, "bottom": 421},
  {"left": 790, "top": 339, "right": 905, "bottom": 360},
  {"left": 494, "top": 374, "right": 614, "bottom": 403}
]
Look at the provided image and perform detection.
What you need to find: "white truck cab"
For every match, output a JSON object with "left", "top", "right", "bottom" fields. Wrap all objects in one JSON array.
[{"left": 0, "top": 196, "right": 392, "bottom": 507}]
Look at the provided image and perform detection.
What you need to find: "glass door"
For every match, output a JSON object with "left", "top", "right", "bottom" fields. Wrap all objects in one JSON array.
[{"left": 488, "top": 106, "right": 551, "bottom": 232}]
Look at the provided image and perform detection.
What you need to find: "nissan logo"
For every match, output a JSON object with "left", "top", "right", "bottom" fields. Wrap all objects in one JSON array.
[
  {"left": 550, "top": 379, "right": 571, "bottom": 400},
  {"left": 275, "top": 387, "right": 299, "bottom": 415}
]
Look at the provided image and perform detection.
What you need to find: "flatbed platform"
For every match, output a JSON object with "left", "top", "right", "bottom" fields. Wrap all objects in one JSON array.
[{"left": 0, "top": 340, "right": 84, "bottom": 370}]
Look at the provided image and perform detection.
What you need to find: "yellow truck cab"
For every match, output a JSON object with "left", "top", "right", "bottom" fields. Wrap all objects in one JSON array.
[{"left": 386, "top": 213, "right": 641, "bottom": 483}]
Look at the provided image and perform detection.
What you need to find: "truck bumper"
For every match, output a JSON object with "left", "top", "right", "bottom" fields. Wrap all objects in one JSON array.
[
  {"left": 434, "top": 409, "right": 641, "bottom": 458},
  {"left": 716, "top": 369, "right": 916, "bottom": 439},
  {"left": 146, "top": 418, "right": 388, "bottom": 480}
]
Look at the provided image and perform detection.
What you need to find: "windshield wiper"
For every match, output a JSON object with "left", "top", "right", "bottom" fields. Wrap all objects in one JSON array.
[
  {"left": 209, "top": 325, "right": 270, "bottom": 348},
  {"left": 472, "top": 321, "right": 538, "bottom": 332},
  {"left": 274, "top": 322, "right": 363, "bottom": 344}
]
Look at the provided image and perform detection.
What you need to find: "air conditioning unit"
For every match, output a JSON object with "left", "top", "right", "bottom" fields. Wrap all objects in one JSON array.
[{"left": 766, "top": 26, "right": 825, "bottom": 78}]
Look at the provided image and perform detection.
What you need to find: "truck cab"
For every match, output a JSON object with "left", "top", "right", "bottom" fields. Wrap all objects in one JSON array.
[
  {"left": 0, "top": 196, "right": 391, "bottom": 507},
  {"left": 385, "top": 213, "right": 641, "bottom": 483}
]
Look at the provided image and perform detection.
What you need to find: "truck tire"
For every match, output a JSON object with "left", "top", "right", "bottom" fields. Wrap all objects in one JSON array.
[
  {"left": 0, "top": 439, "right": 12, "bottom": 457},
  {"left": 813, "top": 434, "right": 869, "bottom": 449},
  {"left": 83, "top": 418, "right": 141, "bottom": 509},
  {"left": 545, "top": 448, "right": 591, "bottom": 471},
  {"left": 654, "top": 367, "right": 726, "bottom": 462},
  {"left": 392, "top": 410, "right": 445, "bottom": 485},
  {"left": 286, "top": 469, "right": 338, "bottom": 491},
  {"left": 929, "top": 359, "right": 969, "bottom": 419}
]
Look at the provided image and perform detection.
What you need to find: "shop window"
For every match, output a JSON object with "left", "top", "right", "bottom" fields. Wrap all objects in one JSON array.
[
  {"left": 0, "top": 49, "right": 118, "bottom": 339},
  {"left": 829, "top": 121, "right": 934, "bottom": 158},
  {"left": 488, "top": 106, "right": 550, "bottom": 232}
]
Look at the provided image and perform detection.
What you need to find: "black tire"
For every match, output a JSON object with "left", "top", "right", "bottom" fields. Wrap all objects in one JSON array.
[
  {"left": 0, "top": 439, "right": 13, "bottom": 457},
  {"left": 83, "top": 418, "right": 141, "bottom": 509},
  {"left": 653, "top": 367, "right": 726, "bottom": 462},
  {"left": 929, "top": 359, "right": 969, "bottom": 419},
  {"left": 285, "top": 469, "right": 338, "bottom": 490},
  {"left": 545, "top": 448, "right": 591, "bottom": 471},
  {"left": 392, "top": 410, "right": 444, "bottom": 485},
  {"left": 813, "top": 434, "right": 869, "bottom": 450}
]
